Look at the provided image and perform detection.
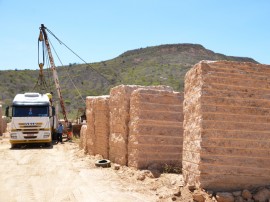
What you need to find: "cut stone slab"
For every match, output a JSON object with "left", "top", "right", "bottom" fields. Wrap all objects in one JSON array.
[
  {"left": 128, "top": 88, "right": 183, "bottom": 171},
  {"left": 183, "top": 60, "right": 270, "bottom": 191},
  {"left": 109, "top": 85, "right": 173, "bottom": 165}
]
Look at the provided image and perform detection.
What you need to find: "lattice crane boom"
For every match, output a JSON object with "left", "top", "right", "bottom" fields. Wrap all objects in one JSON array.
[{"left": 39, "top": 24, "right": 68, "bottom": 125}]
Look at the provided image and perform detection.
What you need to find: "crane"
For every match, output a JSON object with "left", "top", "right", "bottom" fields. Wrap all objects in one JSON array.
[
  {"left": 36, "top": 23, "right": 112, "bottom": 136},
  {"left": 38, "top": 24, "right": 68, "bottom": 125}
]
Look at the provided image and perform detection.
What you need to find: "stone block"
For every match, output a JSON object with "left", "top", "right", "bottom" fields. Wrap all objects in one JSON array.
[
  {"left": 109, "top": 85, "right": 173, "bottom": 165},
  {"left": 85, "top": 96, "right": 110, "bottom": 158},
  {"left": 85, "top": 96, "right": 96, "bottom": 154},
  {"left": 79, "top": 124, "right": 87, "bottom": 151},
  {"left": 93, "top": 96, "right": 110, "bottom": 159},
  {"left": 183, "top": 60, "right": 270, "bottom": 191},
  {"left": 128, "top": 88, "right": 183, "bottom": 170}
]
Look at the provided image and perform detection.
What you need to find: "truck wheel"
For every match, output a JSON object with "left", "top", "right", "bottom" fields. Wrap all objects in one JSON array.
[
  {"left": 45, "top": 142, "right": 52, "bottom": 147},
  {"left": 11, "top": 144, "right": 17, "bottom": 149}
]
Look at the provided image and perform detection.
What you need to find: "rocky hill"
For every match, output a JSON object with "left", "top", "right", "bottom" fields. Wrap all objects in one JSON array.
[{"left": 0, "top": 43, "right": 258, "bottom": 119}]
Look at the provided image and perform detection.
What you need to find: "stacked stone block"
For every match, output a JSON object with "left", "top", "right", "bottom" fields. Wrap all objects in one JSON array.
[
  {"left": 84, "top": 96, "right": 110, "bottom": 158},
  {"left": 128, "top": 89, "right": 183, "bottom": 170},
  {"left": 85, "top": 96, "right": 96, "bottom": 154},
  {"left": 109, "top": 85, "right": 173, "bottom": 165},
  {"left": 93, "top": 96, "right": 110, "bottom": 159},
  {"left": 183, "top": 60, "right": 270, "bottom": 191},
  {"left": 79, "top": 124, "right": 87, "bottom": 151}
]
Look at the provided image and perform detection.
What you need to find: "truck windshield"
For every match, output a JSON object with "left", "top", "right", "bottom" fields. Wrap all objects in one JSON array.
[{"left": 13, "top": 106, "right": 49, "bottom": 117}]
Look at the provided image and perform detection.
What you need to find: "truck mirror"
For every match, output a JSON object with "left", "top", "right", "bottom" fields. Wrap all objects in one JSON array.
[{"left": 5, "top": 106, "right": 10, "bottom": 117}]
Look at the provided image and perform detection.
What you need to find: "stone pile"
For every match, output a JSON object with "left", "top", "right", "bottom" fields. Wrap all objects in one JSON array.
[
  {"left": 183, "top": 61, "right": 270, "bottom": 191},
  {"left": 109, "top": 85, "right": 173, "bottom": 165},
  {"left": 190, "top": 186, "right": 270, "bottom": 202},
  {"left": 128, "top": 88, "right": 183, "bottom": 170}
]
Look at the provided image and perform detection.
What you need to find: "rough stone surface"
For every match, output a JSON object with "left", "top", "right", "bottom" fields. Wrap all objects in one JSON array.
[
  {"left": 242, "top": 189, "right": 252, "bottom": 200},
  {"left": 136, "top": 173, "right": 146, "bottom": 181},
  {"left": 234, "top": 196, "right": 244, "bottom": 202},
  {"left": 183, "top": 61, "right": 270, "bottom": 191},
  {"left": 109, "top": 85, "right": 173, "bottom": 165},
  {"left": 193, "top": 192, "right": 205, "bottom": 202},
  {"left": 93, "top": 96, "right": 110, "bottom": 159},
  {"left": 216, "top": 192, "right": 234, "bottom": 202},
  {"left": 85, "top": 96, "right": 96, "bottom": 155},
  {"left": 253, "top": 188, "right": 270, "bottom": 202},
  {"left": 79, "top": 124, "right": 87, "bottom": 151},
  {"left": 113, "top": 164, "right": 120, "bottom": 170},
  {"left": 173, "top": 187, "right": 181, "bottom": 197},
  {"left": 128, "top": 88, "right": 183, "bottom": 170},
  {"left": 232, "top": 191, "right": 242, "bottom": 197},
  {"left": 85, "top": 96, "right": 110, "bottom": 158}
]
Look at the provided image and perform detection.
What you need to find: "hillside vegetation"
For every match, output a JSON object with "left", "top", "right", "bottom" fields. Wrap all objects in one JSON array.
[{"left": 0, "top": 44, "right": 258, "bottom": 119}]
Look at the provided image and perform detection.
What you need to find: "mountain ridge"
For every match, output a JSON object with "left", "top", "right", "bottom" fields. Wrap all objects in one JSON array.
[
  {"left": 119, "top": 43, "right": 257, "bottom": 64},
  {"left": 0, "top": 43, "right": 259, "bottom": 118}
]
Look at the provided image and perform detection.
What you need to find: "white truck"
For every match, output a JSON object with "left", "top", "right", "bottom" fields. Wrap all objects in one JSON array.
[{"left": 6, "top": 92, "right": 56, "bottom": 148}]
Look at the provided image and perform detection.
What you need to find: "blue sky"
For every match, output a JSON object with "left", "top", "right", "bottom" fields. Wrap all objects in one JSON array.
[{"left": 0, "top": 0, "right": 269, "bottom": 70}]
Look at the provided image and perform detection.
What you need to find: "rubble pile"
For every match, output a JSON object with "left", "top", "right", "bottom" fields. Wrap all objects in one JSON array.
[{"left": 188, "top": 186, "right": 270, "bottom": 202}]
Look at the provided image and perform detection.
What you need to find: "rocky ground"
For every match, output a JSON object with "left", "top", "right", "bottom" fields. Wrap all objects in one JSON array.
[
  {"left": 0, "top": 133, "right": 185, "bottom": 202},
  {"left": 1, "top": 132, "right": 270, "bottom": 202}
]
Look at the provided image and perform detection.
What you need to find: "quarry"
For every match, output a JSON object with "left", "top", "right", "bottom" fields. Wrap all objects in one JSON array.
[
  {"left": 2, "top": 60, "right": 270, "bottom": 202},
  {"left": 75, "top": 60, "right": 270, "bottom": 201}
]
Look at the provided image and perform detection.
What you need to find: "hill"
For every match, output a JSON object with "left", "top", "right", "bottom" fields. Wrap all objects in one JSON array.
[{"left": 0, "top": 43, "right": 258, "bottom": 119}]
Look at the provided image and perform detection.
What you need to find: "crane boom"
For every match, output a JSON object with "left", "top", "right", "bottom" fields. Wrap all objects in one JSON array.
[{"left": 39, "top": 24, "right": 68, "bottom": 125}]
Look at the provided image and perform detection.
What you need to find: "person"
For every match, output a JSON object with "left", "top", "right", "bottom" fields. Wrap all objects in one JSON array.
[
  {"left": 67, "top": 122, "right": 73, "bottom": 141},
  {"left": 56, "top": 122, "right": 64, "bottom": 143},
  {"left": 28, "top": 108, "right": 33, "bottom": 116},
  {"left": 46, "top": 92, "right": 53, "bottom": 104}
]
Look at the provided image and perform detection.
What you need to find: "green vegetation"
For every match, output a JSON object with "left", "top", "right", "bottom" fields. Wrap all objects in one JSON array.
[
  {"left": 0, "top": 44, "right": 257, "bottom": 119},
  {"left": 163, "top": 163, "right": 182, "bottom": 174}
]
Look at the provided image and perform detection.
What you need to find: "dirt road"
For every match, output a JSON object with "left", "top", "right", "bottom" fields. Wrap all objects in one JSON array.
[{"left": 0, "top": 134, "right": 184, "bottom": 202}]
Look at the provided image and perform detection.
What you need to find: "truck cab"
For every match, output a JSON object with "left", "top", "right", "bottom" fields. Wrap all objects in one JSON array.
[{"left": 7, "top": 93, "right": 56, "bottom": 148}]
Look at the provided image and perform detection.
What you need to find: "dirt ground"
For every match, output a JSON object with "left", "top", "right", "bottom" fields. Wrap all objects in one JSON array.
[{"left": 0, "top": 133, "right": 191, "bottom": 202}]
